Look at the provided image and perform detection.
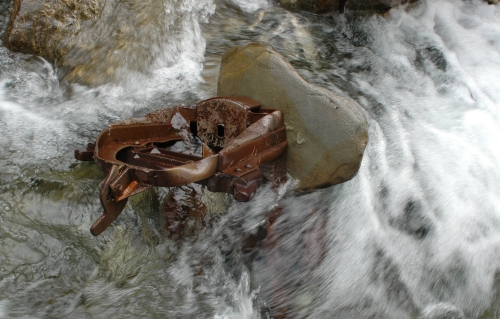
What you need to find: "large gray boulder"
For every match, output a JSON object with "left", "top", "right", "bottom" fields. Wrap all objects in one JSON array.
[{"left": 218, "top": 43, "right": 368, "bottom": 191}]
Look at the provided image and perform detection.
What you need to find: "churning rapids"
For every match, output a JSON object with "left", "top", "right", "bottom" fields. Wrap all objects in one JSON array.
[{"left": 1, "top": 0, "right": 500, "bottom": 318}]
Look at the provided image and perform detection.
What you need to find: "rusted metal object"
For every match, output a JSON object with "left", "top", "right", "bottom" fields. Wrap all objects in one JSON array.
[{"left": 75, "top": 96, "right": 287, "bottom": 236}]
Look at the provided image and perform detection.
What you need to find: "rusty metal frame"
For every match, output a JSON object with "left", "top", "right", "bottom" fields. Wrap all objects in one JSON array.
[{"left": 75, "top": 96, "right": 287, "bottom": 236}]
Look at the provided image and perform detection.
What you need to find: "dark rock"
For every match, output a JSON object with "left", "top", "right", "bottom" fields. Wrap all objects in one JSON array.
[
  {"left": 164, "top": 185, "right": 207, "bottom": 239},
  {"left": 279, "top": 0, "right": 339, "bottom": 13},
  {"left": 278, "top": 0, "right": 421, "bottom": 14},
  {"left": 163, "top": 184, "right": 232, "bottom": 240},
  {"left": 218, "top": 43, "right": 368, "bottom": 191},
  {"left": 0, "top": 0, "right": 14, "bottom": 46},
  {"left": 4, "top": 0, "right": 102, "bottom": 82}
]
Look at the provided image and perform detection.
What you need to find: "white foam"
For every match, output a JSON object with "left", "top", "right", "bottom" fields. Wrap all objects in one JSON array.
[
  {"left": 252, "top": 1, "right": 500, "bottom": 318},
  {"left": 0, "top": 300, "right": 8, "bottom": 319},
  {"left": 212, "top": 272, "right": 259, "bottom": 319},
  {"left": 226, "top": 0, "right": 274, "bottom": 13},
  {"left": 324, "top": 1, "right": 500, "bottom": 316}
]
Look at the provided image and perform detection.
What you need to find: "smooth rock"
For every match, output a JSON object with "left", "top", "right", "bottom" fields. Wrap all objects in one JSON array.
[{"left": 217, "top": 43, "right": 368, "bottom": 191}]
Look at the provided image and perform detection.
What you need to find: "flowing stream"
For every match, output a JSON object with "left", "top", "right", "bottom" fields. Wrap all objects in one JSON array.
[{"left": 1, "top": 0, "right": 500, "bottom": 318}]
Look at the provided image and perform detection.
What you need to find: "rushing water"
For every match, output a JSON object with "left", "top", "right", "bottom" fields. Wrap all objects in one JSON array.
[{"left": 1, "top": 0, "right": 500, "bottom": 318}]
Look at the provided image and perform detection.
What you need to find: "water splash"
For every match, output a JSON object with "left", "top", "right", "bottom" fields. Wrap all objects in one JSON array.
[
  {"left": 222, "top": 0, "right": 275, "bottom": 13},
  {"left": 62, "top": 0, "right": 216, "bottom": 87},
  {"left": 250, "top": 1, "right": 500, "bottom": 318}
]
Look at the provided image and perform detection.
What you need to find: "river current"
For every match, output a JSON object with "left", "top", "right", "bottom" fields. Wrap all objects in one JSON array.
[{"left": 1, "top": 0, "right": 500, "bottom": 318}]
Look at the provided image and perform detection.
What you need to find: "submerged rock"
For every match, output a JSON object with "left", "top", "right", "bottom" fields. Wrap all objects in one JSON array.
[
  {"left": 278, "top": 0, "right": 420, "bottom": 13},
  {"left": 278, "top": 0, "right": 338, "bottom": 13},
  {"left": 218, "top": 43, "right": 368, "bottom": 191},
  {"left": 164, "top": 185, "right": 232, "bottom": 240}
]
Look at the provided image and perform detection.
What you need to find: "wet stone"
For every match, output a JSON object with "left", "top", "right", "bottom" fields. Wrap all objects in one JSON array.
[
  {"left": 0, "top": 0, "right": 14, "bottom": 46},
  {"left": 4, "top": 0, "right": 102, "bottom": 78},
  {"left": 218, "top": 43, "right": 368, "bottom": 191},
  {"left": 163, "top": 185, "right": 232, "bottom": 240},
  {"left": 4, "top": 0, "right": 215, "bottom": 86},
  {"left": 278, "top": 0, "right": 421, "bottom": 13}
]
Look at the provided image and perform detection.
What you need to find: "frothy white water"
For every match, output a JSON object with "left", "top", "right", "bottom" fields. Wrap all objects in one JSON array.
[
  {"left": 0, "top": 15, "right": 212, "bottom": 170},
  {"left": 223, "top": 0, "right": 274, "bottom": 13},
  {"left": 59, "top": 0, "right": 216, "bottom": 86},
  {"left": 254, "top": 1, "right": 500, "bottom": 318},
  {"left": 213, "top": 272, "right": 260, "bottom": 319},
  {"left": 0, "top": 301, "right": 7, "bottom": 319}
]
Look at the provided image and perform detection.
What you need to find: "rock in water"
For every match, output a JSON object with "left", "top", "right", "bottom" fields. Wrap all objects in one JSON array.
[
  {"left": 217, "top": 43, "right": 368, "bottom": 191},
  {"left": 278, "top": 0, "right": 420, "bottom": 13},
  {"left": 4, "top": 0, "right": 214, "bottom": 86},
  {"left": 4, "top": 0, "right": 103, "bottom": 83},
  {"left": 278, "top": 0, "right": 338, "bottom": 13}
]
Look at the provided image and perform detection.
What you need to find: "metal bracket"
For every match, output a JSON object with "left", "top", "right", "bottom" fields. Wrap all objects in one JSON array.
[{"left": 75, "top": 96, "right": 287, "bottom": 236}]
